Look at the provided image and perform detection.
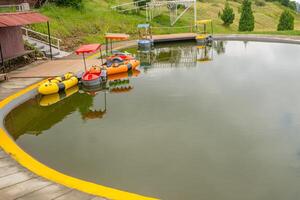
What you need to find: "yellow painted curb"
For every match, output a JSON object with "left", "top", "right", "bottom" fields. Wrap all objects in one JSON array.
[{"left": 0, "top": 83, "right": 158, "bottom": 200}]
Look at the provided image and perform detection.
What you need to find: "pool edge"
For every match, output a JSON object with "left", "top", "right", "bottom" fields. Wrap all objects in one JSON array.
[{"left": 0, "top": 82, "right": 157, "bottom": 200}]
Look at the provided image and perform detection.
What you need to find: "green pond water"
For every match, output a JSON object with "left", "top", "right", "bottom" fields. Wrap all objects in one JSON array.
[{"left": 5, "top": 41, "right": 300, "bottom": 200}]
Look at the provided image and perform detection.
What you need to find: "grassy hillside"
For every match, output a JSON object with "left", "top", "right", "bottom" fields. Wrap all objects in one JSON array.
[{"left": 32, "top": 0, "right": 300, "bottom": 50}]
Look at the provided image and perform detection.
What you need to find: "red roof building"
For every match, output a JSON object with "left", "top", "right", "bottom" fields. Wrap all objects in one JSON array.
[{"left": 0, "top": 11, "right": 49, "bottom": 67}]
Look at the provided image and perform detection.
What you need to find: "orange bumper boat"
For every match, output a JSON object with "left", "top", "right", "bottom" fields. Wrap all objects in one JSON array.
[{"left": 106, "top": 60, "right": 140, "bottom": 75}]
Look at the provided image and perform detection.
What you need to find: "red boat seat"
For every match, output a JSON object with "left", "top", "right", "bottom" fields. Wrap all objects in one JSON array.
[{"left": 83, "top": 73, "right": 99, "bottom": 81}]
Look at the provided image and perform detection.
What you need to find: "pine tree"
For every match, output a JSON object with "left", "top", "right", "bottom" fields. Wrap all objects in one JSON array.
[
  {"left": 221, "top": 2, "right": 235, "bottom": 26},
  {"left": 277, "top": 10, "right": 294, "bottom": 31},
  {"left": 281, "top": 0, "right": 289, "bottom": 7},
  {"left": 238, "top": 0, "right": 255, "bottom": 32}
]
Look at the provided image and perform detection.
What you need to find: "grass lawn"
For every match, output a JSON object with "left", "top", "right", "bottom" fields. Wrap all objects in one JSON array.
[{"left": 31, "top": 0, "right": 300, "bottom": 50}]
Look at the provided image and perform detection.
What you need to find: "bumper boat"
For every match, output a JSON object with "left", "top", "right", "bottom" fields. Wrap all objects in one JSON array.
[
  {"left": 81, "top": 65, "right": 106, "bottom": 87},
  {"left": 38, "top": 72, "right": 78, "bottom": 95},
  {"left": 107, "top": 51, "right": 134, "bottom": 62},
  {"left": 106, "top": 60, "right": 140, "bottom": 75},
  {"left": 82, "top": 59, "right": 140, "bottom": 87}
]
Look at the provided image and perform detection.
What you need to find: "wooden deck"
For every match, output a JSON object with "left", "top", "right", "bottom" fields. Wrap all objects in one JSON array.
[
  {"left": 0, "top": 148, "right": 106, "bottom": 200},
  {"left": 153, "top": 33, "right": 197, "bottom": 43}
]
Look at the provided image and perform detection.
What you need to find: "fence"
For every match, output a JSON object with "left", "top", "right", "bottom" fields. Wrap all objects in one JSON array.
[{"left": 22, "top": 27, "right": 61, "bottom": 50}]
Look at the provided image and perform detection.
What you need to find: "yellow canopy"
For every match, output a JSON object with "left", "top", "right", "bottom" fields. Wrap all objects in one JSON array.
[{"left": 196, "top": 19, "right": 212, "bottom": 25}]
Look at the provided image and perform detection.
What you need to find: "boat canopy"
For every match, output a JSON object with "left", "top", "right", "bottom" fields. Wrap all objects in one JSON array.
[
  {"left": 75, "top": 44, "right": 101, "bottom": 55},
  {"left": 105, "top": 33, "right": 129, "bottom": 41},
  {"left": 196, "top": 19, "right": 212, "bottom": 25}
]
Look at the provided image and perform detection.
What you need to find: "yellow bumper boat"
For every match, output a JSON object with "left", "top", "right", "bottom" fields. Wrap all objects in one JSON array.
[{"left": 38, "top": 72, "right": 78, "bottom": 95}]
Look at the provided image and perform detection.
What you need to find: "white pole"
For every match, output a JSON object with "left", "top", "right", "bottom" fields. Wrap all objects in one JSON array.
[{"left": 194, "top": 0, "right": 197, "bottom": 26}]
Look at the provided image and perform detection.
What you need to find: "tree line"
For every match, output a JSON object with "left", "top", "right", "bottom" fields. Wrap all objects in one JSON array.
[{"left": 220, "top": 0, "right": 295, "bottom": 31}]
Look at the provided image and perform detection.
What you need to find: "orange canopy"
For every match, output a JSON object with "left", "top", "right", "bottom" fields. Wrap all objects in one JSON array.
[
  {"left": 105, "top": 33, "right": 129, "bottom": 41},
  {"left": 75, "top": 44, "right": 101, "bottom": 55}
]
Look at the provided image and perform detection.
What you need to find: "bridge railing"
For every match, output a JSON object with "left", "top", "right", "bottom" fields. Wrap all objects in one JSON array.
[{"left": 111, "top": 0, "right": 147, "bottom": 12}]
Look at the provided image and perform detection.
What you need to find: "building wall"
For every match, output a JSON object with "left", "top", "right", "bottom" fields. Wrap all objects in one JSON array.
[{"left": 0, "top": 26, "right": 25, "bottom": 60}]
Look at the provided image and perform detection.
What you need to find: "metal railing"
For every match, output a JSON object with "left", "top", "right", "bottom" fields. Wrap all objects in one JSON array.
[
  {"left": 22, "top": 27, "right": 62, "bottom": 50},
  {"left": 111, "top": 0, "right": 147, "bottom": 12},
  {"left": 0, "top": 3, "right": 30, "bottom": 12}
]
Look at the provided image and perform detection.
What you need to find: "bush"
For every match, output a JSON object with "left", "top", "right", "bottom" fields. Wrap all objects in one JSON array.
[
  {"left": 220, "top": 2, "right": 235, "bottom": 26},
  {"left": 53, "top": 0, "right": 84, "bottom": 10},
  {"left": 238, "top": 0, "right": 255, "bottom": 31},
  {"left": 255, "top": 0, "right": 266, "bottom": 6},
  {"left": 277, "top": 10, "right": 294, "bottom": 30}
]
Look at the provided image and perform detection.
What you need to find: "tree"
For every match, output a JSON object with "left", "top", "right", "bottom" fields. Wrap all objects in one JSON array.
[
  {"left": 220, "top": 2, "right": 235, "bottom": 26},
  {"left": 277, "top": 10, "right": 294, "bottom": 31},
  {"left": 280, "top": 0, "right": 289, "bottom": 7},
  {"left": 238, "top": 0, "right": 255, "bottom": 31},
  {"left": 288, "top": 1, "right": 297, "bottom": 11}
]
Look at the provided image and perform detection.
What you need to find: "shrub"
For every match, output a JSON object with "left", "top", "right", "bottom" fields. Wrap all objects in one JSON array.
[
  {"left": 220, "top": 2, "right": 235, "bottom": 26},
  {"left": 277, "top": 10, "right": 294, "bottom": 31},
  {"left": 238, "top": 0, "right": 255, "bottom": 31},
  {"left": 255, "top": 0, "right": 266, "bottom": 6},
  {"left": 53, "top": 0, "right": 84, "bottom": 10}
]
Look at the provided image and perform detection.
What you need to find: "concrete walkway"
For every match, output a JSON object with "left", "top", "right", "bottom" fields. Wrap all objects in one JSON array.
[{"left": 1, "top": 33, "right": 300, "bottom": 200}]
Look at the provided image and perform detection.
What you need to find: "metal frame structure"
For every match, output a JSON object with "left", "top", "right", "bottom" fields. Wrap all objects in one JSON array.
[
  {"left": 146, "top": 0, "right": 197, "bottom": 26},
  {"left": 111, "top": 0, "right": 147, "bottom": 13},
  {"left": 112, "top": 0, "right": 197, "bottom": 26}
]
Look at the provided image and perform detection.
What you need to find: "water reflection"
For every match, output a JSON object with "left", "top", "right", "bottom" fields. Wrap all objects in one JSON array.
[
  {"left": 214, "top": 40, "right": 226, "bottom": 55},
  {"left": 5, "top": 70, "right": 140, "bottom": 139},
  {"left": 137, "top": 41, "right": 224, "bottom": 70}
]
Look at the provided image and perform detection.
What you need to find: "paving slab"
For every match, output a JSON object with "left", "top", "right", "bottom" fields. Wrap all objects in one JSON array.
[
  {"left": 54, "top": 190, "right": 94, "bottom": 200},
  {"left": 17, "top": 183, "right": 72, "bottom": 200},
  {"left": 0, "top": 158, "right": 17, "bottom": 168},
  {"left": 0, "top": 178, "right": 51, "bottom": 200},
  {"left": 89, "top": 196, "right": 108, "bottom": 200},
  {"left": 0, "top": 150, "right": 8, "bottom": 159},
  {"left": 0, "top": 165, "right": 20, "bottom": 178},
  {"left": 0, "top": 172, "right": 35, "bottom": 190}
]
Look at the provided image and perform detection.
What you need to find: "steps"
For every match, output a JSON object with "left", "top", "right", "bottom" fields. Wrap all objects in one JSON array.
[{"left": 24, "top": 37, "right": 70, "bottom": 59}]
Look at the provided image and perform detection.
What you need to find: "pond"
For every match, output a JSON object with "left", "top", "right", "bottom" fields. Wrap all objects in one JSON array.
[{"left": 5, "top": 41, "right": 300, "bottom": 200}]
